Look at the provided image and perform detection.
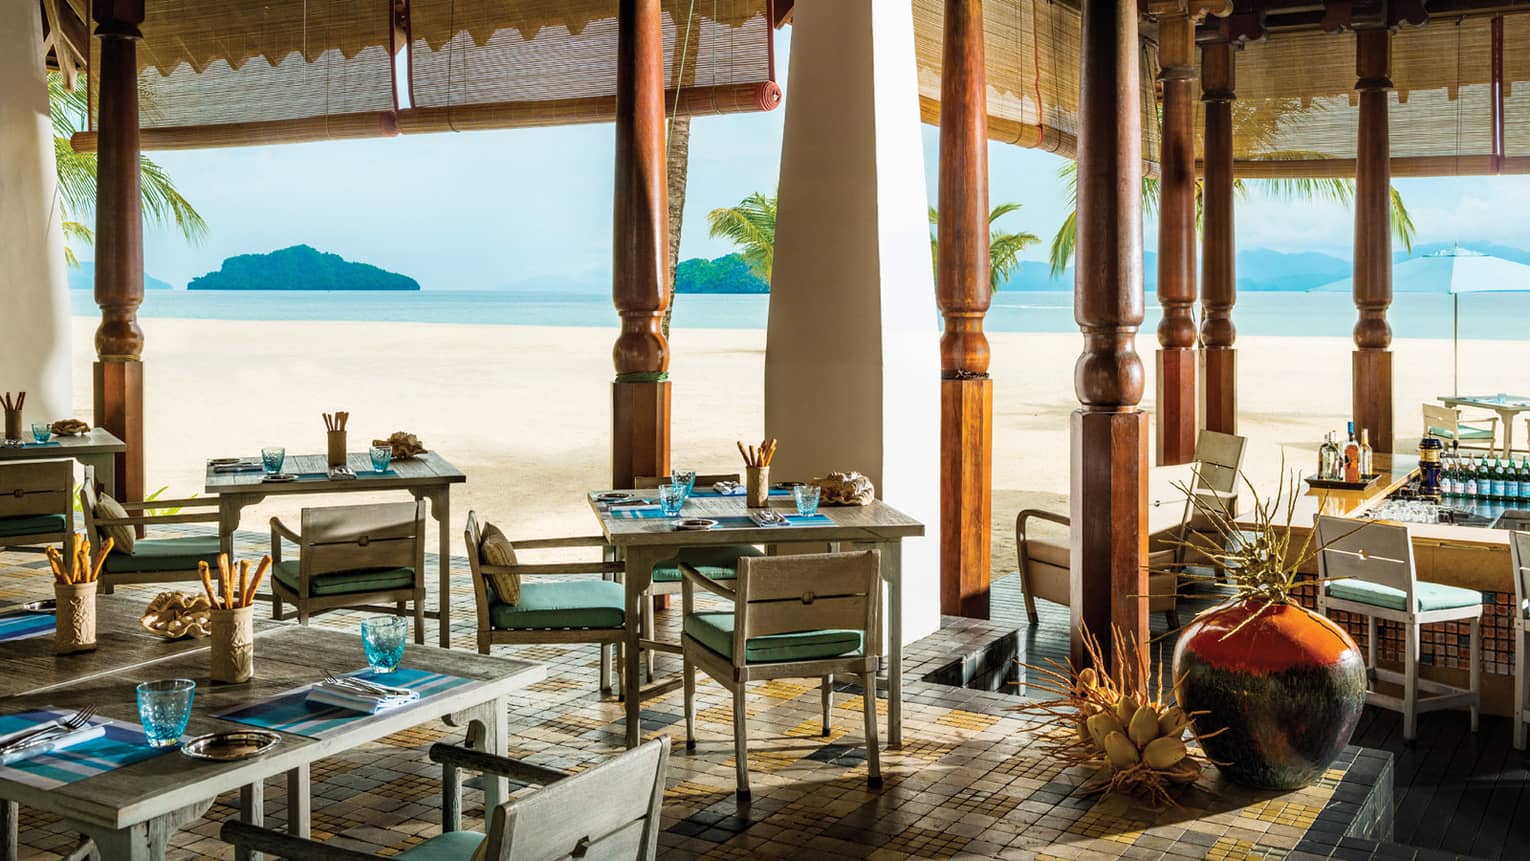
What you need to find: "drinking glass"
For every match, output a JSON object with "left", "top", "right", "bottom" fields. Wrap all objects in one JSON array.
[
  {"left": 260, "top": 446, "right": 286, "bottom": 475},
  {"left": 30, "top": 423, "right": 51, "bottom": 444},
  {"left": 369, "top": 445, "right": 393, "bottom": 473},
  {"left": 361, "top": 616, "right": 408, "bottom": 673},
  {"left": 136, "top": 679, "right": 195, "bottom": 748},
  {"left": 793, "top": 484, "right": 822, "bottom": 516},
  {"left": 672, "top": 470, "right": 697, "bottom": 499},
  {"left": 658, "top": 483, "right": 685, "bottom": 517}
]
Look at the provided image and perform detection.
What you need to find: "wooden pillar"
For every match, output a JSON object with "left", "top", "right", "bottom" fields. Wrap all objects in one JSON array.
[
  {"left": 937, "top": 0, "right": 993, "bottom": 619},
  {"left": 1353, "top": 29, "right": 1393, "bottom": 453},
  {"left": 611, "top": 0, "right": 671, "bottom": 487},
  {"left": 92, "top": 0, "right": 146, "bottom": 503},
  {"left": 1154, "top": 13, "right": 1198, "bottom": 466},
  {"left": 1070, "top": 0, "right": 1148, "bottom": 673},
  {"left": 1199, "top": 43, "right": 1237, "bottom": 437}
]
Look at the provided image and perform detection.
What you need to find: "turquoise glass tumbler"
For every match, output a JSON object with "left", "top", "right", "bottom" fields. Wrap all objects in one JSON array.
[
  {"left": 136, "top": 679, "right": 195, "bottom": 748},
  {"left": 362, "top": 617, "right": 408, "bottom": 673}
]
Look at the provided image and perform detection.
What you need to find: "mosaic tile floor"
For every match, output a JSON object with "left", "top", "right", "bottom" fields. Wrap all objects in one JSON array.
[{"left": 0, "top": 534, "right": 1425, "bottom": 860}]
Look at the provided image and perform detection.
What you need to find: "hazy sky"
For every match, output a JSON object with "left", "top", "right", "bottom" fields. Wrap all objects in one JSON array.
[{"left": 128, "top": 27, "right": 1530, "bottom": 291}]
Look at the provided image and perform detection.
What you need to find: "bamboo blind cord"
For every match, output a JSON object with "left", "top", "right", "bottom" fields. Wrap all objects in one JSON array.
[{"left": 666, "top": 0, "right": 699, "bottom": 147}]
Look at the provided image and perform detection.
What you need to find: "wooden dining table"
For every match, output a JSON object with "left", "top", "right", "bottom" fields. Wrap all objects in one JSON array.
[
  {"left": 0, "top": 428, "right": 125, "bottom": 497},
  {"left": 0, "top": 595, "right": 541, "bottom": 861},
  {"left": 1439, "top": 393, "right": 1530, "bottom": 456},
  {"left": 587, "top": 490, "right": 925, "bottom": 749}
]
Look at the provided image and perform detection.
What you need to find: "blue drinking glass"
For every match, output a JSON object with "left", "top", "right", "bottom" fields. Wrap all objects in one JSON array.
[
  {"left": 30, "top": 424, "right": 51, "bottom": 444},
  {"left": 136, "top": 679, "right": 195, "bottom": 748},
  {"left": 793, "top": 484, "right": 822, "bottom": 516},
  {"left": 361, "top": 617, "right": 408, "bottom": 673},
  {"left": 369, "top": 445, "right": 393, "bottom": 473},
  {"left": 658, "top": 483, "right": 685, "bottom": 517},
  {"left": 261, "top": 446, "right": 286, "bottom": 475},
  {"left": 672, "top": 470, "right": 697, "bottom": 499}
]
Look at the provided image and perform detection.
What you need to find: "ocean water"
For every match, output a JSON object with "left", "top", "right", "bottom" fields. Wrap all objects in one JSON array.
[{"left": 68, "top": 289, "right": 1530, "bottom": 341}]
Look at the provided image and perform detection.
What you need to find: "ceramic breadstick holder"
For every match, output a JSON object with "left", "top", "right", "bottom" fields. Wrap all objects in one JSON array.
[
  {"left": 746, "top": 466, "right": 770, "bottom": 508},
  {"left": 54, "top": 580, "right": 98, "bottom": 654},
  {"left": 210, "top": 605, "right": 255, "bottom": 683},
  {"left": 2, "top": 408, "right": 19, "bottom": 442},
  {"left": 326, "top": 430, "right": 347, "bottom": 467}
]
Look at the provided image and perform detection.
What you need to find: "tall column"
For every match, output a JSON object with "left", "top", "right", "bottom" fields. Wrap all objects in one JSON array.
[
  {"left": 765, "top": 0, "right": 940, "bottom": 644},
  {"left": 1199, "top": 43, "right": 1237, "bottom": 437},
  {"left": 611, "top": 0, "right": 671, "bottom": 487},
  {"left": 1353, "top": 29, "right": 1393, "bottom": 453},
  {"left": 0, "top": 3, "right": 71, "bottom": 426},
  {"left": 93, "top": 0, "right": 147, "bottom": 502},
  {"left": 1070, "top": 0, "right": 1148, "bottom": 673},
  {"left": 937, "top": 0, "right": 993, "bottom": 619},
  {"left": 1154, "top": 13, "right": 1198, "bottom": 466}
]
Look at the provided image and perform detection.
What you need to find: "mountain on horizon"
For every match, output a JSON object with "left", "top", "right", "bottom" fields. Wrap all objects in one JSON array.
[
  {"left": 68, "top": 262, "right": 174, "bottom": 292},
  {"left": 189, "top": 245, "right": 419, "bottom": 291},
  {"left": 998, "top": 247, "right": 1353, "bottom": 293}
]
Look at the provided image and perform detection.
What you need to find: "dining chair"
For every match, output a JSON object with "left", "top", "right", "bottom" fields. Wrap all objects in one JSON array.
[
  {"left": 1315, "top": 515, "right": 1482, "bottom": 741},
  {"left": 0, "top": 459, "right": 73, "bottom": 560},
  {"left": 1509, "top": 531, "right": 1530, "bottom": 750},
  {"left": 79, "top": 465, "right": 222, "bottom": 593},
  {"left": 681, "top": 549, "right": 882, "bottom": 800},
  {"left": 464, "top": 511, "right": 627, "bottom": 696},
  {"left": 1423, "top": 403, "right": 1497, "bottom": 451},
  {"left": 270, "top": 501, "right": 428, "bottom": 642},
  {"left": 221, "top": 737, "right": 670, "bottom": 861}
]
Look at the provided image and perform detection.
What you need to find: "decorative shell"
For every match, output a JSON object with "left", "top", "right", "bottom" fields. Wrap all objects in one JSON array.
[
  {"left": 50, "top": 418, "right": 90, "bottom": 436},
  {"left": 810, "top": 471, "right": 875, "bottom": 506},
  {"left": 140, "top": 591, "right": 213, "bottom": 640},
  {"left": 374, "top": 431, "right": 428, "bottom": 459}
]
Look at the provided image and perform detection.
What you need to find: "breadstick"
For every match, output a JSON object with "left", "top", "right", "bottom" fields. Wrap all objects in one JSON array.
[
  {"left": 218, "top": 553, "right": 231, "bottom": 608},
  {"left": 197, "top": 561, "right": 220, "bottom": 609},
  {"left": 89, "top": 537, "right": 114, "bottom": 582},
  {"left": 737, "top": 440, "right": 749, "bottom": 466},
  {"left": 244, "top": 557, "right": 270, "bottom": 608},
  {"left": 46, "top": 546, "right": 66, "bottom": 584},
  {"left": 238, "top": 560, "right": 249, "bottom": 609}
]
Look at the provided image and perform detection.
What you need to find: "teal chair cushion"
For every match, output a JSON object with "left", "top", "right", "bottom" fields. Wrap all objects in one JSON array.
[
  {"left": 1325, "top": 578, "right": 1483, "bottom": 613},
  {"left": 490, "top": 580, "right": 625, "bottom": 630},
  {"left": 273, "top": 560, "right": 416, "bottom": 597},
  {"left": 1428, "top": 424, "right": 1494, "bottom": 441},
  {"left": 395, "top": 830, "right": 486, "bottom": 860},
  {"left": 684, "top": 611, "right": 863, "bottom": 664},
  {"left": 102, "top": 536, "right": 221, "bottom": 573},
  {"left": 0, "top": 514, "right": 68, "bottom": 539},
  {"left": 652, "top": 543, "right": 765, "bottom": 583}
]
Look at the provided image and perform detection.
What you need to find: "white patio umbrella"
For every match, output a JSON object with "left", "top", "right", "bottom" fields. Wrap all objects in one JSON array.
[{"left": 1310, "top": 247, "right": 1530, "bottom": 394}]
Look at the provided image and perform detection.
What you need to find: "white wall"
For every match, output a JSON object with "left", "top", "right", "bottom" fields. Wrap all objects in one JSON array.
[
  {"left": 765, "top": 0, "right": 942, "bottom": 643},
  {"left": 0, "top": 5, "right": 72, "bottom": 424}
]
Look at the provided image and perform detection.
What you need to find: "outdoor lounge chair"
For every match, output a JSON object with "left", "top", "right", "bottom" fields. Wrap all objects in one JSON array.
[
  {"left": 1509, "top": 531, "right": 1530, "bottom": 750},
  {"left": 682, "top": 549, "right": 882, "bottom": 800},
  {"left": 0, "top": 459, "right": 72, "bottom": 560},
  {"left": 1316, "top": 515, "right": 1482, "bottom": 741},
  {"left": 464, "top": 510, "right": 627, "bottom": 695},
  {"left": 79, "top": 465, "right": 222, "bottom": 593},
  {"left": 221, "top": 737, "right": 670, "bottom": 861},
  {"left": 1423, "top": 403, "right": 1497, "bottom": 450}
]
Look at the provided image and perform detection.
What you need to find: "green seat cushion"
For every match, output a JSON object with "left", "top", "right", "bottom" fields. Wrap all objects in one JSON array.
[
  {"left": 1428, "top": 424, "right": 1494, "bottom": 441},
  {"left": 395, "top": 831, "right": 486, "bottom": 860},
  {"left": 684, "top": 611, "right": 863, "bottom": 664},
  {"left": 0, "top": 514, "right": 68, "bottom": 539},
  {"left": 1325, "top": 578, "right": 1483, "bottom": 613},
  {"left": 102, "top": 536, "right": 221, "bottom": 574},
  {"left": 490, "top": 580, "right": 625, "bottom": 630},
  {"left": 652, "top": 543, "right": 765, "bottom": 583},
  {"left": 273, "top": 560, "right": 416, "bottom": 597}
]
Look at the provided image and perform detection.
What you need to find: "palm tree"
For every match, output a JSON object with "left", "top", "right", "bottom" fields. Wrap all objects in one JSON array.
[
  {"left": 706, "top": 192, "right": 777, "bottom": 281},
  {"left": 49, "top": 73, "right": 207, "bottom": 267},
  {"left": 660, "top": 114, "right": 692, "bottom": 340},
  {"left": 928, "top": 201, "right": 1041, "bottom": 293}
]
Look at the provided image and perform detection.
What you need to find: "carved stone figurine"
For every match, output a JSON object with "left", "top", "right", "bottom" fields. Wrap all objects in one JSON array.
[
  {"left": 811, "top": 471, "right": 876, "bottom": 506},
  {"left": 140, "top": 591, "right": 214, "bottom": 640}
]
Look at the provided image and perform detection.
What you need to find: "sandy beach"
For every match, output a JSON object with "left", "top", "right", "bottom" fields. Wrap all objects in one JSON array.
[{"left": 65, "top": 317, "right": 1530, "bottom": 579}]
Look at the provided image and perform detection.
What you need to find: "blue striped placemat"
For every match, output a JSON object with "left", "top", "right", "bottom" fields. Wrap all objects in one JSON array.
[
  {"left": 16, "top": 441, "right": 61, "bottom": 449},
  {"left": 711, "top": 514, "right": 834, "bottom": 528},
  {"left": 215, "top": 668, "right": 475, "bottom": 739},
  {"left": 0, "top": 612, "right": 54, "bottom": 643},
  {"left": 0, "top": 710, "right": 163, "bottom": 790},
  {"left": 609, "top": 505, "right": 668, "bottom": 519},
  {"left": 687, "top": 487, "right": 793, "bottom": 499}
]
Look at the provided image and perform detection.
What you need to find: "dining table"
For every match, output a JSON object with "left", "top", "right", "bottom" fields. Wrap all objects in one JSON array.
[
  {"left": 587, "top": 487, "right": 925, "bottom": 749},
  {"left": 0, "top": 595, "right": 541, "bottom": 861},
  {"left": 1439, "top": 393, "right": 1530, "bottom": 457},
  {"left": 204, "top": 450, "right": 466, "bottom": 648},
  {"left": 0, "top": 428, "right": 125, "bottom": 497}
]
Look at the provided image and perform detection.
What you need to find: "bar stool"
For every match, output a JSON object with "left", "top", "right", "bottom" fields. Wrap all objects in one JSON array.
[{"left": 1509, "top": 531, "right": 1530, "bottom": 749}]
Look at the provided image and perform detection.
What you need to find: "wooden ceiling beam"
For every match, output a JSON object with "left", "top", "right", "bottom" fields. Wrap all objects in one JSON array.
[{"left": 41, "top": 0, "right": 89, "bottom": 89}]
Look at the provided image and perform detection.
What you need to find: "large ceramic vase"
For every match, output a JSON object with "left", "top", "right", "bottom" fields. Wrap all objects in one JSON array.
[{"left": 1173, "top": 597, "right": 1366, "bottom": 790}]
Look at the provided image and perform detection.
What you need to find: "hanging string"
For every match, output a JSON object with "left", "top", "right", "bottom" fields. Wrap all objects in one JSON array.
[
  {"left": 1031, "top": 0, "right": 1044, "bottom": 148},
  {"left": 667, "top": 0, "right": 699, "bottom": 148}
]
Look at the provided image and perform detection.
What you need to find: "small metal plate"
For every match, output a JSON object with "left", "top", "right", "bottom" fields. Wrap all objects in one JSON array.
[
  {"left": 261, "top": 473, "right": 298, "bottom": 483},
  {"left": 180, "top": 730, "right": 280, "bottom": 762},
  {"left": 207, "top": 457, "right": 241, "bottom": 466},
  {"left": 19, "top": 600, "right": 56, "bottom": 613},
  {"left": 594, "top": 492, "right": 634, "bottom": 503},
  {"left": 674, "top": 518, "right": 719, "bottom": 531}
]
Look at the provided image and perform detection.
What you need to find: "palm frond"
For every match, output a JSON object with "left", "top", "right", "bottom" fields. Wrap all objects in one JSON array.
[
  {"left": 1048, "top": 209, "right": 1077, "bottom": 279},
  {"left": 1389, "top": 185, "right": 1416, "bottom": 254},
  {"left": 989, "top": 229, "right": 1039, "bottom": 293},
  {"left": 706, "top": 192, "right": 776, "bottom": 281}
]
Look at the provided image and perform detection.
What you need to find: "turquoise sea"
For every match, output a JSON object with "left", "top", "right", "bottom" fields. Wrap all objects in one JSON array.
[{"left": 68, "top": 289, "right": 1530, "bottom": 340}]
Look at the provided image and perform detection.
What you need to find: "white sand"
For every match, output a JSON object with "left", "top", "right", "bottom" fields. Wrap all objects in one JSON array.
[{"left": 65, "top": 317, "right": 1530, "bottom": 576}]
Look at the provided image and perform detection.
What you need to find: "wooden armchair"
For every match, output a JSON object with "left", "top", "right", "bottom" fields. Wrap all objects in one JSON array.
[
  {"left": 271, "top": 501, "right": 428, "bottom": 642},
  {"left": 1424, "top": 403, "right": 1497, "bottom": 450},
  {"left": 79, "top": 465, "right": 221, "bottom": 594},
  {"left": 221, "top": 737, "right": 670, "bottom": 861},
  {"left": 0, "top": 459, "right": 73, "bottom": 559}
]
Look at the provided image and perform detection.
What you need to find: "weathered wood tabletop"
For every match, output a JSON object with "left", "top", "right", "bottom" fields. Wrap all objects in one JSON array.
[{"left": 0, "top": 428, "right": 125, "bottom": 496}]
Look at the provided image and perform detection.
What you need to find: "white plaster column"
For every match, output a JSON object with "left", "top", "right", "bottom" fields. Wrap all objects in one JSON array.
[
  {"left": 765, "top": 0, "right": 941, "bottom": 643},
  {"left": 0, "top": 4, "right": 72, "bottom": 423}
]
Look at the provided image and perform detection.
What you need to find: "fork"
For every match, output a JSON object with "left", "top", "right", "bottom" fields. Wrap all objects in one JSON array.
[
  {"left": 322, "top": 671, "right": 409, "bottom": 698},
  {"left": 0, "top": 706, "right": 96, "bottom": 754}
]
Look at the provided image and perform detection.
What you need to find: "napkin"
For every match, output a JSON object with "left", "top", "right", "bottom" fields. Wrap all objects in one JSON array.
[
  {"left": 305, "top": 684, "right": 418, "bottom": 714},
  {"left": 748, "top": 511, "right": 790, "bottom": 528},
  {"left": 712, "top": 482, "right": 743, "bottom": 496},
  {"left": 0, "top": 724, "right": 106, "bottom": 766},
  {"left": 211, "top": 462, "right": 264, "bottom": 474}
]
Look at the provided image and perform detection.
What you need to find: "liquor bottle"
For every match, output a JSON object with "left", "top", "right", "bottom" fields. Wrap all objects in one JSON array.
[
  {"left": 1493, "top": 457, "right": 1508, "bottom": 501},
  {"left": 1319, "top": 432, "right": 1341, "bottom": 480},
  {"left": 1342, "top": 422, "right": 1361, "bottom": 483},
  {"left": 1358, "top": 428, "right": 1374, "bottom": 477},
  {"left": 1464, "top": 457, "right": 1479, "bottom": 499}
]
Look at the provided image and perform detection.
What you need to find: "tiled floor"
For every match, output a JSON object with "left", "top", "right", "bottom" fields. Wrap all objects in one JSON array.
[{"left": 0, "top": 535, "right": 1483, "bottom": 860}]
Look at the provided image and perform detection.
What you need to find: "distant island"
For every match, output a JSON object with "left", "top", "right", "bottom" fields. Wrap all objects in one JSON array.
[
  {"left": 68, "top": 262, "right": 173, "bottom": 291},
  {"left": 188, "top": 245, "right": 420, "bottom": 291},
  {"left": 675, "top": 253, "right": 768, "bottom": 294}
]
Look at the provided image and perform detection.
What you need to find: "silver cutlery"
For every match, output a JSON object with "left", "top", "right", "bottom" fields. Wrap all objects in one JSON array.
[
  {"left": 0, "top": 706, "right": 96, "bottom": 754},
  {"left": 322, "top": 671, "right": 410, "bottom": 698}
]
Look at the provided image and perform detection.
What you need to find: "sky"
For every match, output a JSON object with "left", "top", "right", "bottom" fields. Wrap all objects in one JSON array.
[{"left": 128, "top": 28, "right": 1530, "bottom": 291}]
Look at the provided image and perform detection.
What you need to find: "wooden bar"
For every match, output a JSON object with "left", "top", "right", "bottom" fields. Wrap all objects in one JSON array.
[
  {"left": 610, "top": 0, "right": 671, "bottom": 489},
  {"left": 1154, "top": 13, "right": 1198, "bottom": 466},
  {"left": 1199, "top": 42, "right": 1237, "bottom": 438},
  {"left": 936, "top": 0, "right": 992, "bottom": 618},
  {"left": 1070, "top": 0, "right": 1149, "bottom": 672},
  {"left": 1353, "top": 29, "right": 1394, "bottom": 453}
]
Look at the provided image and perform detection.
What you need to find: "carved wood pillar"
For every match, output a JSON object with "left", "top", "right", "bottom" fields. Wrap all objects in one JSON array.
[
  {"left": 937, "top": 0, "right": 993, "bottom": 620},
  {"left": 92, "top": 0, "right": 146, "bottom": 502},
  {"left": 1199, "top": 42, "right": 1237, "bottom": 437},
  {"left": 1070, "top": 0, "right": 1148, "bottom": 673},
  {"left": 611, "top": 0, "right": 671, "bottom": 487},
  {"left": 1353, "top": 29, "right": 1393, "bottom": 453},
  {"left": 1154, "top": 13, "right": 1198, "bottom": 466}
]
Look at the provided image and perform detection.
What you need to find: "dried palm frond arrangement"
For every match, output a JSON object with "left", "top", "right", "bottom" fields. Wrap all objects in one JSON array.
[{"left": 1014, "top": 626, "right": 1222, "bottom": 807}]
